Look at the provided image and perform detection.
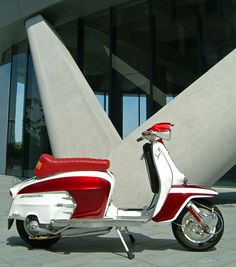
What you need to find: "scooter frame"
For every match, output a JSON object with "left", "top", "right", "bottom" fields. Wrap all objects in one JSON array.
[{"left": 8, "top": 124, "right": 219, "bottom": 259}]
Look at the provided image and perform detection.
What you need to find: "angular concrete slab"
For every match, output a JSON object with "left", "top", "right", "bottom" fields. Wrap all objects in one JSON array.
[
  {"left": 111, "top": 48, "right": 236, "bottom": 207},
  {"left": 25, "top": 15, "right": 121, "bottom": 158}
]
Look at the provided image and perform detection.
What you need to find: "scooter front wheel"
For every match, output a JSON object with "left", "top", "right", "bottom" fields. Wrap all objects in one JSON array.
[
  {"left": 172, "top": 199, "right": 224, "bottom": 251},
  {"left": 16, "top": 218, "right": 60, "bottom": 248}
]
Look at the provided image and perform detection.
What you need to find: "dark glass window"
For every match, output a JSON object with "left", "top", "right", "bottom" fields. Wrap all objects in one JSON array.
[
  {"left": 6, "top": 41, "right": 51, "bottom": 178},
  {"left": 0, "top": 49, "right": 12, "bottom": 174},
  {"left": 83, "top": 10, "right": 110, "bottom": 114},
  {"left": 22, "top": 54, "right": 51, "bottom": 177},
  {"left": 6, "top": 41, "right": 28, "bottom": 177},
  {"left": 56, "top": 20, "right": 78, "bottom": 62},
  {"left": 112, "top": 0, "right": 149, "bottom": 137},
  {"left": 123, "top": 94, "right": 146, "bottom": 137},
  {"left": 95, "top": 92, "right": 109, "bottom": 113},
  {"left": 150, "top": 0, "right": 199, "bottom": 111}
]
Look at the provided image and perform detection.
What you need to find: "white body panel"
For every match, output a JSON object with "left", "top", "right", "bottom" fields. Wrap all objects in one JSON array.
[
  {"left": 152, "top": 141, "right": 185, "bottom": 217},
  {"left": 9, "top": 171, "right": 115, "bottom": 224},
  {"left": 8, "top": 191, "right": 75, "bottom": 224}
]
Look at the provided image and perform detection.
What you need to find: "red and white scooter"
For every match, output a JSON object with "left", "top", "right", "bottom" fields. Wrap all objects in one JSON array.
[{"left": 8, "top": 123, "right": 224, "bottom": 259}]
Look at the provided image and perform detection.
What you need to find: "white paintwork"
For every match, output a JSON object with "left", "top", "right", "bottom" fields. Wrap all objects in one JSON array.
[
  {"left": 8, "top": 191, "right": 75, "bottom": 224},
  {"left": 9, "top": 170, "right": 115, "bottom": 224},
  {"left": 151, "top": 141, "right": 185, "bottom": 217},
  {"left": 169, "top": 187, "right": 218, "bottom": 195}
]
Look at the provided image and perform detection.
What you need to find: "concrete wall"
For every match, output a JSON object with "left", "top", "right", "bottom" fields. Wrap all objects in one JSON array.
[{"left": 25, "top": 15, "right": 121, "bottom": 158}]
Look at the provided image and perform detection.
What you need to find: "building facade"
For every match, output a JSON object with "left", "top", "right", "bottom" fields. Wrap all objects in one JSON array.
[{"left": 0, "top": 0, "right": 236, "bottom": 185}]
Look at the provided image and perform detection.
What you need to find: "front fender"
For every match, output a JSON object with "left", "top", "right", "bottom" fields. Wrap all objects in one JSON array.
[{"left": 152, "top": 185, "right": 218, "bottom": 223}]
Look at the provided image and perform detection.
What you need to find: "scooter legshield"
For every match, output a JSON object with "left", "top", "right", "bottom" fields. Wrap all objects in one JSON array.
[{"left": 152, "top": 185, "right": 218, "bottom": 223}]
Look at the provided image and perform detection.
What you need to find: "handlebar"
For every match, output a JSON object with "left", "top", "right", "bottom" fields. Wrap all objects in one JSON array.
[{"left": 136, "top": 123, "right": 174, "bottom": 142}]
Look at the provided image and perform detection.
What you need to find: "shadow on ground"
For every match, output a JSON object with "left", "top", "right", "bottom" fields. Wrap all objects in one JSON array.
[{"left": 6, "top": 232, "right": 190, "bottom": 256}]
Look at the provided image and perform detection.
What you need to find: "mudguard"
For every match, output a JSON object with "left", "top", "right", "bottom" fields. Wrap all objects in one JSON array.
[{"left": 152, "top": 185, "right": 218, "bottom": 223}]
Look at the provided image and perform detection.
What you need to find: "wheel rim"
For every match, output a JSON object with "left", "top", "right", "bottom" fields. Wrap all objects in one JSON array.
[
  {"left": 23, "top": 216, "right": 58, "bottom": 240},
  {"left": 181, "top": 207, "right": 216, "bottom": 244},
  {"left": 23, "top": 217, "right": 39, "bottom": 237}
]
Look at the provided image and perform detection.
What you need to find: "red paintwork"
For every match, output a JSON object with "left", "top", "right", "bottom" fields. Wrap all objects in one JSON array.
[
  {"left": 18, "top": 176, "right": 111, "bottom": 219},
  {"left": 34, "top": 154, "right": 110, "bottom": 178},
  {"left": 187, "top": 205, "right": 202, "bottom": 222},
  {"left": 148, "top": 123, "right": 171, "bottom": 132},
  {"left": 152, "top": 185, "right": 216, "bottom": 222}
]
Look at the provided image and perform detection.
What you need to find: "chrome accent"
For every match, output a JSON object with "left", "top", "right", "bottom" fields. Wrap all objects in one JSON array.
[
  {"left": 50, "top": 216, "right": 149, "bottom": 229},
  {"left": 116, "top": 227, "right": 135, "bottom": 259},
  {"left": 63, "top": 211, "right": 73, "bottom": 215},
  {"left": 62, "top": 196, "right": 73, "bottom": 200},
  {"left": 181, "top": 204, "right": 219, "bottom": 244},
  {"left": 60, "top": 227, "right": 111, "bottom": 238},
  {"left": 55, "top": 203, "right": 76, "bottom": 208}
]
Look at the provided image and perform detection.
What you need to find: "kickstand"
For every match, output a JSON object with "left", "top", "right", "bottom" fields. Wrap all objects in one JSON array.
[
  {"left": 124, "top": 226, "right": 136, "bottom": 243},
  {"left": 116, "top": 227, "right": 135, "bottom": 259}
]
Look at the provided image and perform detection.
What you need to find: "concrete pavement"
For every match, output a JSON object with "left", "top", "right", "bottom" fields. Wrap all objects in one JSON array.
[{"left": 1, "top": 175, "right": 236, "bottom": 267}]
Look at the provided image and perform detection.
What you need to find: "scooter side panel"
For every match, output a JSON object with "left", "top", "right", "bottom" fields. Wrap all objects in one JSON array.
[
  {"left": 152, "top": 185, "right": 218, "bottom": 223},
  {"left": 8, "top": 191, "right": 75, "bottom": 223},
  {"left": 16, "top": 173, "right": 111, "bottom": 221}
]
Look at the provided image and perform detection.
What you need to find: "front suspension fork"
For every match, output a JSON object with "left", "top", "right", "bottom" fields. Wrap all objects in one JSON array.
[{"left": 186, "top": 201, "right": 212, "bottom": 233}]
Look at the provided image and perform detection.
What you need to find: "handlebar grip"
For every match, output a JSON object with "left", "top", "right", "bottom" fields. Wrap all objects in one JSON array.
[{"left": 136, "top": 137, "right": 143, "bottom": 142}]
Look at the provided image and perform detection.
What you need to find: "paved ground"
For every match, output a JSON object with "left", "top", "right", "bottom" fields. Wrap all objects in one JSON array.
[{"left": 1, "top": 175, "right": 236, "bottom": 267}]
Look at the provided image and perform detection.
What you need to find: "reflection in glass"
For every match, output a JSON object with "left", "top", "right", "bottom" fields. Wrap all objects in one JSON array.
[
  {"left": 23, "top": 54, "right": 51, "bottom": 177},
  {"left": 0, "top": 49, "right": 12, "bottom": 174},
  {"left": 95, "top": 92, "right": 109, "bottom": 113},
  {"left": 123, "top": 94, "right": 146, "bottom": 137},
  {"left": 84, "top": 11, "right": 110, "bottom": 115},
  {"left": 15, "top": 82, "right": 25, "bottom": 143},
  {"left": 115, "top": 1, "right": 149, "bottom": 137},
  {"left": 56, "top": 20, "right": 78, "bottom": 61},
  {"left": 6, "top": 41, "right": 28, "bottom": 177},
  {"left": 151, "top": 0, "right": 199, "bottom": 110}
]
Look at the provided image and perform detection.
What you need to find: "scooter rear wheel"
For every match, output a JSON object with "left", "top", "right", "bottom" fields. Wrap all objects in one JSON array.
[
  {"left": 16, "top": 218, "right": 60, "bottom": 248},
  {"left": 172, "top": 199, "right": 224, "bottom": 251}
]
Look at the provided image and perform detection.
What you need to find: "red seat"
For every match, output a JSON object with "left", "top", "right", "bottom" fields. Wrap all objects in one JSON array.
[{"left": 34, "top": 154, "right": 110, "bottom": 178}]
